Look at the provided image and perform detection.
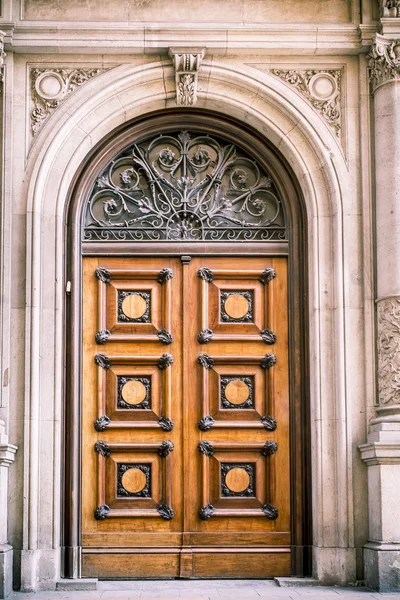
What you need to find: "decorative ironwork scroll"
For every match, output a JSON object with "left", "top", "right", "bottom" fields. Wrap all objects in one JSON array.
[{"left": 83, "top": 130, "right": 287, "bottom": 243}]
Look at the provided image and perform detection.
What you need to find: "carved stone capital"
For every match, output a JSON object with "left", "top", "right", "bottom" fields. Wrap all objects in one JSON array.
[
  {"left": 369, "top": 34, "right": 400, "bottom": 90},
  {"left": 377, "top": 297, "right": 400, "bottom": 406},
  {"left": 169, "top": 48, "right": 205, "bottom": 106},
  {"left": 380, "top": 0, "right": 400, "bottom": 18}
]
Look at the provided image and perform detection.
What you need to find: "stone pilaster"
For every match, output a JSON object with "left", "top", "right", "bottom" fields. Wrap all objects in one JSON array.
[
  {"left": 0, "top": 421, "right": 17, "bottom": 599},
  {"left": 359, "top": 33, "right": 400, "bottom": 593}
]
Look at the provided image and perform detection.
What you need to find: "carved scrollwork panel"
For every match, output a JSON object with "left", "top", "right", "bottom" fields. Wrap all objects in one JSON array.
[
  {"left": 377, "top": 297, "right": 400, "bottom": 405},
  {"left": 30, "top": 67, "right": 110, "bottom": 136},
  {"left": 269, "top": 68, "right": 342, "bottom": 138},
  {"left": 83, "top": 130, "right": 286, "bottom": 243}
]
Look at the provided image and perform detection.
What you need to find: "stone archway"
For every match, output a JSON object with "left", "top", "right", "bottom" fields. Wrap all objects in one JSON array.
[{"left": 21, "top": 58, "right": 363, "bottom": 589}]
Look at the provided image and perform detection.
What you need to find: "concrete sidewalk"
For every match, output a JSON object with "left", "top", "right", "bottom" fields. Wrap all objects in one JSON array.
[{"left": 5, "top": 580, "right": 400, "bottom": 600}]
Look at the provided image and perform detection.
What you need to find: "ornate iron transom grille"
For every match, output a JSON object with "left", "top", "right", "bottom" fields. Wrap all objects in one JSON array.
[{"left": 83, "top": 130, "right": 287, "bottom": 242}]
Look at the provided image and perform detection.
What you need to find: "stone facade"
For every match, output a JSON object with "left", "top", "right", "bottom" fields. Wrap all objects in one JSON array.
[{"left": 0, "top": 0, "right": 398, "bottom": 595}]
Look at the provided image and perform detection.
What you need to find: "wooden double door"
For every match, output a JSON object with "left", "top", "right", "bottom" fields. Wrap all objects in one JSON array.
[{"left": 81, "top": 255, "right": 290, "bottom": 578}]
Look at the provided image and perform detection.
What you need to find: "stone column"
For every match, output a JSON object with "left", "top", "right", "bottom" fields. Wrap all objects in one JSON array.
[
  {"left": 359, "top": 32, "right": 400, "bottom": 593},
  {"left": 0, "top": 421, "right": 17, "bottom": 598}
]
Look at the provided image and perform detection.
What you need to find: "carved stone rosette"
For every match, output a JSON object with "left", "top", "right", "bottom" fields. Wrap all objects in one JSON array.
[
  {"left": 30, "top": 67, "right": 109, "bottom": 135},
  {"left": 369, "top": 34, "right": 400, "bottom": 91},
  {"left": 271, "top": 68, "right": 341, "bottom": 138},
  {"left": 377, "top": 297, "right": 400, "bottom": 405},
  {"left": 169, "top": 48, "right": 205, "bottom": 106}
]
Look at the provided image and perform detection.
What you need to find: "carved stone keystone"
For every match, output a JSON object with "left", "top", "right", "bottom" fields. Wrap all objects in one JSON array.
[{"left": 169, "top": 48, "right": 205, "bottom": 106}]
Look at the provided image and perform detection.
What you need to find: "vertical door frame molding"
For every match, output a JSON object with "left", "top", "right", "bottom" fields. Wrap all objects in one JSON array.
[{"left": 64, "top": 110, "right": 312, "bottom": 578}]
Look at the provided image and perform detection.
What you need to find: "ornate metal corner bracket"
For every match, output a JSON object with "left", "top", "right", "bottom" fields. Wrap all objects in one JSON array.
[
  {"left": 158, "top": 353, "right": 174, "bottom": 370},
  {"left": 198, "top": 441, "right": 214, "bottom": 456},
  {"left": 369, "top": 34, "right": 400, "bottom": 91},
  {"left": 94, "top": 415, "right": 111, "bottom": 431},
  {"left": 94, "top": 504, "right": 110, "bottom": 520},
  {"left": 259, "top": 268, "right": 276, "bottom": 285},
  {"left": 198, "top": 329, "right": 214, "bottom": 344},
  {"left": 94, "top": 441, "right": 111, "bottom": 457},
  {"left": 198, "top": 353, "right": 214, "bottom": 369},
  {"left": 261, "top": 415, "right": 277, "bottom": 431},
  {"left": 157, "top": 440, "right": 174, "bottom": 457},
  {"left": 157, "top": 329, "right": 173, "bottom": 345},
  {"left": 169, "top": 48, "right": 205, "bottom": 106},
  {"left": 260, "top": 354, "right": 277, "bottom": 369},
  {"left": 95, "top": 329, "right": 111, "bottom": 344},
  {"left": 199, "top": 503, "right": 216, "bottom": 520},
  {"left": 259, "top": 328, "right": 276, "bottom": 344},
  {"left": 30, "top": 67, "right": 111, "bottom": 136},
  {"left": 261, "top": 440, "right": 278, "bottom": 456},
  {"left": 158, "top": 416, "right": 174, "bottom": 432},
  {"left": 95, "top": 267, "right": 111, "bottom": 283},
  {"left": 262, "top": 503, "right": 279, "bottom": 520},
  {"left": 198, "top": 415, "right": 215, "bottom": 431},
  {"left": 197, "top": 267, "right": 214, "bottom": 283},
  {"left": 157, "top": 503, "right": 174, "bottom": 520},
  {"left": 95, "top": 354, "right": 111, "bottom": 370},
  {"left": 158, "top": 267, "right": 174, "bottom": 284}
]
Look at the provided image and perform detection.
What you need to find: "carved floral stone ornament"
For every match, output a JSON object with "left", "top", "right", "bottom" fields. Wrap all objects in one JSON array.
[
  {"left": 270, "top": 68, "right": 341, "bottom": 138},
  {"left": 379, "top": 0, "right": 400, "bottom": 17},
  {"left": 84, "top": 130, "right": 286, "bottom": 243},
  {"left": 169, "top": 48, "right": 205, "bottom": 106},
  {"left": 0, "top": 34, "right": 5, "bottom": 84},
  {"left": 369, "top": 34, "right": 400, "bottom": 91},
  {"left": 377, "top": 297, "right": 400, "bottom": 405},
  {"left": 30, "top": 67, "right": 108, "bottom": 135}
]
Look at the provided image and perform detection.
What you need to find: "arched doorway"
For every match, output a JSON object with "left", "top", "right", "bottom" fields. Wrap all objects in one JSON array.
[{"left": 63, "top": 110, "right": 311, "bottom": 579}]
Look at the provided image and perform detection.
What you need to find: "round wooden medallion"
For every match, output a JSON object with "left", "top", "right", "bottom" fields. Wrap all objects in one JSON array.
[
  {"left": 121, "top": 294, "right": 147, "bottom": 319},
  {"left": 225, "top": 379, "right": 250, "bottom": 405},
  {"left": 225, "top": 467, "right": 250, "bottom": 493},
  {"left": 121, "top": 379, "right": 147, "bottom": 405},
  {"left": 121, "top": 467, "right": 147, "bottom": 494},
  {"left": 224, "top": 294, "right": 249, "bottom": 319}
]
